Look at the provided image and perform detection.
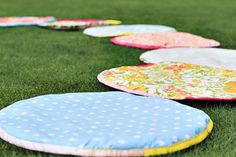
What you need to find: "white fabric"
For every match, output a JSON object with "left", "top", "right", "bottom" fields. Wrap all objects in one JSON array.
[
  {"left": 140, "top": 48, "right": 236, "bottom": 70},
  {"left": 83, "top": 24, "right": 176, "bottom": 37}
]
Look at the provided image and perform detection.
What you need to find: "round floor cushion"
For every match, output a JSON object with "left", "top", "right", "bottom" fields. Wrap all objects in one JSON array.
[
  {"left": 0, "top": 16, "right": 55, "bottom": 27},
  {"left": 38, "top": 19, "right": 121, "bottom": 30},
  {"left": 0, "top": 92, "right": 213, "bottom": 156},
  {"left": 111, "top": 32, "right": 220, "bottom": 49},
  {"left": 83, "top": 24, "right": 176, "bottom": 37},
  {"left": 140, "top": 48, "right": 236, "bottom": 70},
  {"left": 98, "top": 62, "right": 236, "bottom": 100}
]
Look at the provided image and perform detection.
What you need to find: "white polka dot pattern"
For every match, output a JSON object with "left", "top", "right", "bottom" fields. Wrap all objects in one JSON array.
[{"left": 0, "top": 92, "right": 210, "bottom": 150}]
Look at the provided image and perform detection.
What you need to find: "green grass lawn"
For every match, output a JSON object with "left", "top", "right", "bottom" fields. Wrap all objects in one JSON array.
[{"left": 0, "top": 0, "right": 236, "bottom": 156}]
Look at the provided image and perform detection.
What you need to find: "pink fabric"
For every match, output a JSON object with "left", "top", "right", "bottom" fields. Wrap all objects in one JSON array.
[{"left": 111, "top": 32, "right": 220, "bottom": 49}]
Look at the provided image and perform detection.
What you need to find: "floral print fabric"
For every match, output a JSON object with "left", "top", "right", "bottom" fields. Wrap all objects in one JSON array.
[
  {"left": 98, "top": 62, "right": 236, "bottom": 100},
  {"left": 38, "top": 19, "right": 121, "bottom": 30}
]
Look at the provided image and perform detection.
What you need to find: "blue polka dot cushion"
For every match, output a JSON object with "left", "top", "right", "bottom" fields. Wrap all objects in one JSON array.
[{"left": 0, "top": 92, "right": 213, "bottom": 156}]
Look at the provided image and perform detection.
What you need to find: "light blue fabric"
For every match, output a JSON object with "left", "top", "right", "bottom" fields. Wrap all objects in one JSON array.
[{"left": 0, "top": 92, "right": 210, "bottom": 149}]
